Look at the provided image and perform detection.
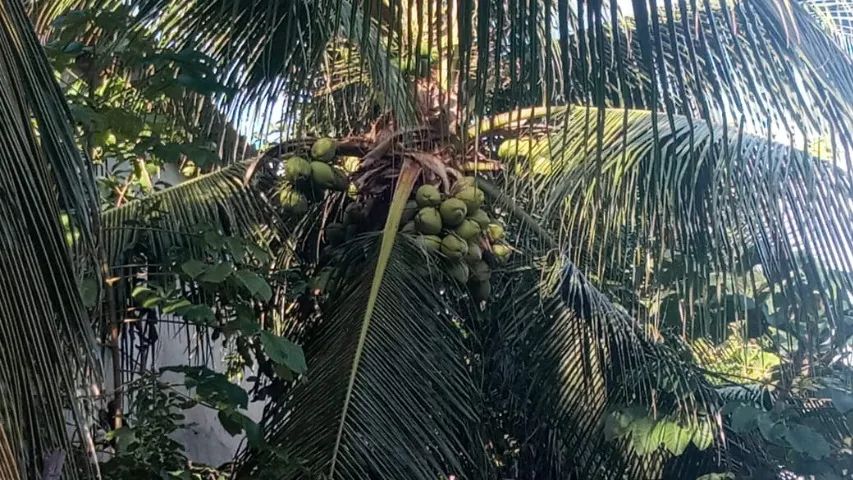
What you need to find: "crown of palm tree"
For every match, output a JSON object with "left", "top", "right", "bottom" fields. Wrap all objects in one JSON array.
[{"left": 3, "top": 0, "right": 851, "bottom": 478}]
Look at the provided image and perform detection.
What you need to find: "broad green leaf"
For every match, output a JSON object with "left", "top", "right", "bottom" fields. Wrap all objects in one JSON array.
[
  {"left": 627, "top": 416, "right": 657, "bottom": 455},
  {"left": 235, "top": 270, "right": 272, "bottom": 301},
  {"left": 218, "top": 409, "right": 244, "bottom": 436},
  {"left": 200, "top": 262, "right": 233, "bottom": 283},
  {"left": 247, "top": 244, "right": 271, "bottom": 263},
  {"left": 241, "top": 415, "right": 263, "bottom": 447},
  {"left": 260, "top": 331, "right": 307, "bottom": 374},
  {"left": 691, "top": 422, "right": 714, "bottom": 451},
  {"left": 131, "top": 285, "right": 162, "bottom": 308},
  {"left": 204, "top": 230, "right": 225, "bottom": 249},
  {"left": 110, "top": 426, "right": 137, "bottom": 452},
  {"left": 785, "top": 424, "right": 831, "bottom": 459},
  {"left": 177, "top": 304, "right": 216, "bottom": 324},
  {"left": 756, "top": 413, "right": 783, "bottom": 443},
  {"left": 225, "top": 237, "right": 245, "bottom": 262},
  {"left": 654, "top": 421, "right": 692, "bottom": 456},
  {"left": 829, "top": 389, "right": 853, "bottom": 414},
  {"left": 223, "top": 318, "right": 260, "bottom": 336},
  {"left": 181, "top": 259, "right": 207, "bottom": 278},
  {"left": 162, "top": 297, "right": 192, "bottom": 314},
  {"left": 162, "top": 365, "right": 248, "bottom": 409},
  {"left": 730, "top": 405, "right": 761, "bottom": 433}
]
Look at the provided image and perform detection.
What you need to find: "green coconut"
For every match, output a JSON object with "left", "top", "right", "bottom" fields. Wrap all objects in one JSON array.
[
  {"left": 400, "top": 221, "right": 416, "bottom": 234},
  {"left": 59, "top": 212, "right": 71, "bottom": 228},
  {"left": 343, "top": 202, "right": 367, "bottom": 224},
  {"left": 454, "top": 186, "right": 485, "bottom": 213},
  {"left": 279, "top": 187, "right": 308, "bottom": 216},
  {"left": 284, "top": 156, "right": 312, "bottom": 182},
  {"left": 310, "top": 161, "right": 336, "bottom": 188},
  {"left": 311, "top": 137, "right": 337, "bottom": 162},
  {"left": 454, "top": 219, "right": 481, "bottom": 240},
  {"left": 415, "top": 184, "right": 442, "bottom": 207},
  {"left": 470, "top": 260, "right": 491, "bottom": 282},
  {"left": 447, "top": 262, "right": 470, "bottom": 283},
  {"left": 491, "top": 242, "right": 512, "bottom": 262},
  {"left": 415, "top": 207, "right": 442, "bottom": 235},
  {"left": 486, "top": 223, "right": 505, "bottom": 241},
  {"left": 451, "top": 176, "right": 477, "bottom": 196},
  {"left": 440, "top": 233, "right": 469, "bottom": 260},
  {"left": 416, "top": 234, "right": 442, "bottom": 252},
  {"left": 401, "top": 200, "right": 419, "bottom": 224},
  {"left": 439, "top": 198, "right": 468, "bottom": 227},
  {"left": 464, "top": 242, "right": 482, "bottom": 263},
  {"left": 470, "top": 280, "right": 492, "bottom": 302},
  {"left": 468, "top": 209, "right": 491, "bottom": 229},
  {"left": 325, "top": 223, "right": 346, "bottom": 245},
  {"left": 65, "top": 228, "right": 81, "bottom": 247}
]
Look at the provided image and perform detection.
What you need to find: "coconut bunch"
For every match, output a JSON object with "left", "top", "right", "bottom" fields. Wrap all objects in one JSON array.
[
  {"left": 399, "top": 176, "right": 513, "bottom": 303},
  {"left": 60, "top": 212, "right": 81, "bottom": 247},
  {"left": 275, "top": 137, "right": 351, "bottom": 216}
]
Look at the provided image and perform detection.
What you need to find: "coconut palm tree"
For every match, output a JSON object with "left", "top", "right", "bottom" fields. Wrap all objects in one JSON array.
[
  {"left": 4, "top": 0, "right": 853, "bottom": 478},
  {"left": 0, "top": 1, "right": 100, "bottom": 478}
]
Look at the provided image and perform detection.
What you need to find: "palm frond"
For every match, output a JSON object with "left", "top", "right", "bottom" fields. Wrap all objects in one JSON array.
[
  {"left": 801, "top": 0, "right": 853, "bottom": 56},
  {"left": 101, "top": 159, "right": 278, "bottom": 269},
  {"left": 488, "top": 107, "right": 851, "bottom": 342},
  {"left": 241, "top": 235, "right": 481, "bottom": 479},
  {"left": 123, "top": 0, "right": 416, "bottom": 132},
  {"left": 475, "top": 257, "right": 727, "bottom": 478},
  {"left": 0, "top": 0, "right": 100, "bottom": 477}
]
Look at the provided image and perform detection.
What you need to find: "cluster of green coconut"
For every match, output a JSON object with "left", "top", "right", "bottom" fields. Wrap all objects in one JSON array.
[
  {"left": 399, "top": 177, "right": 512, "bottom": 303},
  {"left": 277, "top": 137, "right": 349, "bottom": 216},
  {"left": 60, "top": 212, "right": 80, "bottom": 247}
]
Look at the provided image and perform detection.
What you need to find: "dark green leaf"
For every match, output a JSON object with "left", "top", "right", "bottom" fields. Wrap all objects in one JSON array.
[
  {"left": 162, "top": 297, "right": 192, "bottom": 314},
  {"left": 181, "top": 259, "right": 206, "bottom": 279},
  {"left": 756, "top": 413, "right": 783, "bottom": 443},
  {"left": 247, "top": 244, "right": 271, "bottom": 263},
  {"left": 260, "top": 331, "right": 307, "bottom": 374},
  {"left": 204, "top": 230, "right": 225, "bottom": 250},
  {"left": 829, "top": 389, "right": 853, "bottom": 414},
  {"left": 218, "top": 409, "right": 243, "bottom": 436},
  {"left": 111, "top": 426, "right": 137, "bottom": 452},
  {"left": 223, "top": 318, "right": 260, "bottom": 336},
  {"left": 235, "top": 270, "right": 272, "bottom": 301},
  {"left": 731, "top": 405, "right": 761, "bottom": 433},
  {"left": 161, "top": 365, "right": 248, "bottom": 409},
  {"left": 225, "top": 237, "right": 245, "bottom": 263},
  {"left": 784, "top": 424, "right": 831, "bottom": 459},
  {"left": 200, "top": 262, "right": 233, "bottom": 283},
  {"left": 176, "top": 304, "right": 216, "bottom": 325},
  {"left": 241, "top": 415, "right": 263, "bottom": 447}
]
